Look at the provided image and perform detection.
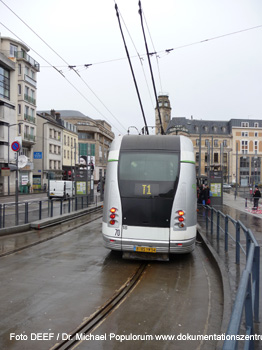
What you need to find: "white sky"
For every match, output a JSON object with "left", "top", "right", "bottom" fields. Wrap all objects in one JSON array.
[{"left": 1, "top": 0, "right": 262, "bottom": 135}]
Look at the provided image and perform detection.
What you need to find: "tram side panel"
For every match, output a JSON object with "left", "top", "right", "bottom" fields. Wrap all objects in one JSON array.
[
  {"left": 102, "top": 137, "right": 123, "bottom": 251},
  {"left": 170, "top": 161, "right": 197, "bottom": 253},
  {"left": 169, "top": 136, "right": 197, "bottom": 253}
]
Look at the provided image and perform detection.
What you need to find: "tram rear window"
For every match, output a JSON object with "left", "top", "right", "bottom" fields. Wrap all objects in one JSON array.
[{"left": 119, "top": 152, "right": 179, "bottom": 182}]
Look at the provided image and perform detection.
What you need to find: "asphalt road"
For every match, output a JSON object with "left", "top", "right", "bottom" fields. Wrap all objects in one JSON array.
[{"left": 0, "top": 217, "right": 223, "bottom": 350}]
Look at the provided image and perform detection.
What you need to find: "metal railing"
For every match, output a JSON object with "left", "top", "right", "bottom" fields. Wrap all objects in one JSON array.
[
  {"left": 203, "top": 206, "right": 260, "bottom": 350},
  {"left": 0, "top": 194, "right": 102, "bottom": 229}
]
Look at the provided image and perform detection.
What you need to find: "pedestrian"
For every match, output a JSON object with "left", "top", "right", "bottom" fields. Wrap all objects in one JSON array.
[
  {"left": 206, "top": 185, "right": 211, "bottom": 205},
  {"left": 253, "top": 187, "right": 261, "bottom": 209}
]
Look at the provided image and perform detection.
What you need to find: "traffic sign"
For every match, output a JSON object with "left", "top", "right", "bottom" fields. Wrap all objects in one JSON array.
[{"left": 11, "top": 141, "right": 21, "bottom": 152}]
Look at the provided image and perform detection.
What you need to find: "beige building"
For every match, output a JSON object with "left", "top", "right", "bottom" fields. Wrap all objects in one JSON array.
[
  {"left": 0, "top": 35, "right": 40, "bottom": 194},
  {"left": 157, "top": 94, "right": 262, "bottom": 186},
  {"left": 39, "top": 110, "right": 114, "bottom": 183},
  {"left": 231, "top": 121, "right": 262, "bottom": 186}
]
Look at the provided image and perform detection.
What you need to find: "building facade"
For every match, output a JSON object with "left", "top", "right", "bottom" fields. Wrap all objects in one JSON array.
[
  {"left": 34, "top": 111, "right": 78, "bottom": 190},
  {"left": 0, "top": 36, "right": 40, "bottom": 194},
  {"left": 38, "top": 110, "right": 115, "bottom": 183},
  {"left": 166, "top": 116, "right": 262, "bottom": 186},
  {"left": 154, "top": 94, "right": 262, "bottom": 187}
]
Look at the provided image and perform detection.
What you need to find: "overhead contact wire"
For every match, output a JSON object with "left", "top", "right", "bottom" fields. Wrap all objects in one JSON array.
[
  {"left": 138, "top": 0, "right": 164, "bottom": 135},
  {"left": 115, "top": 2, "right": 149, "bottom": 135}
]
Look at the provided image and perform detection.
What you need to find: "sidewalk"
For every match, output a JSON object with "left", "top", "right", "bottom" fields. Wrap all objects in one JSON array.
[
  {"left": 198, "top": 191, "right": 262, "bottom": 349},
  {"left": 222, "top": 191, "right": 262, "bottom": 218}
]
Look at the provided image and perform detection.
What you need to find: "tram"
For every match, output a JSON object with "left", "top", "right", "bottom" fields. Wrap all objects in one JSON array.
[{"left": 102, "top": 134, "right": 197, "bottom": 260}]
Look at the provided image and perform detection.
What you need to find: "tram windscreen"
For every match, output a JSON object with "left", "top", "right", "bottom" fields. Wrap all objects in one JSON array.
[{"left": 118, "top": 152, "right": 179, "bottom": 198}]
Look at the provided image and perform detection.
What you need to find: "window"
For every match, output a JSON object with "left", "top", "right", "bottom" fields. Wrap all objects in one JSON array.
[
  {"left": 18, "top": 84, "right": 22, "bottom": 95},
  {"left": 254, "top": 141, "right": 258, "bottom": 154},
  {"left": 204, "top": 126, "right": 208, "bottom": 132},
  {"left": 25, "top": 86, "right": 29, "bottom": 100},
  {"left": 241, "top": 131, "right": 248, "bottom": 137},
  {"left": 223, "top": 140, "right": 227, "bottom": 147},
  {"left": 119, "top": 151, "right": 179, "bottom": 198},
  {"left": 241, "top": 140, "right": 248, "bottom": 154},
  {"left": 18, "top": 64, "right": 22, "bottom": 75},
  {"left": 18, "top": 104, "right": 21, "bottom": 115},
  {"left": 196, "top": 139, "right": 199, "bottom": 146},
  {"left": 214, "top": 140, "right": 218, "bottom": 147},
  {"left": 255, "top": 132, "right": 258, "bottom": 137},
  {"left": 254, "top": 122, "right": 259, "bottom": 128},
  {"left": 10, "top": 44, "right": 18, "bottom": 57},
  {"left": 241, "top": 122, "right": 249, "bottom": 127},
  {"left": 214, "top": 153, "right": 219, "bottom": 163},
  {"left": 213, "top": 126, "right": 217, "bottom": 132},
  {"left": 196, "top": 152, "right": 199, "bottom": 162},
  {"left": 205, "top": 139, "right": 209, "bottom": 146},
  {"left": 0, "top": 66, "right": 10, "bottom": 99},
  {"left": 25, "top": 105, "right": 29, "bottom": 117}
]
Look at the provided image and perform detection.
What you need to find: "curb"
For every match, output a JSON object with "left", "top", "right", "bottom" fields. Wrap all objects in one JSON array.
[
  {"left": 0, "top": 204, "right": 103, "bottom": 236},
  {"left": 197, "top": 224, "right": 232, "bottom": 350}
]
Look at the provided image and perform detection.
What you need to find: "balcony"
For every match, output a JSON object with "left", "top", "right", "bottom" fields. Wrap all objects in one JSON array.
[
  {"left": 24, "top": 74, "right": 37, "bottom": 88},
  {"left": 24, "top": 114, "right": 36, "bottom": 124},
  {"left": 15, "top": 51, "right": 40, "bottom": 72},
  {"left": 24, "top": 94, "right": 36, "bottom": 105},
  {"left": 24, "top": 133, "right": 36, "bottom": 143}
]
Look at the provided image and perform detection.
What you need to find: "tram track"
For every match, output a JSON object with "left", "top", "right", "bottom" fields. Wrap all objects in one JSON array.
[
  {"left": 0, "top": 208, "right": 103, "bottom": 258},
  {"left": 50, "top": 263, "right": 147, "bottom": 350}
]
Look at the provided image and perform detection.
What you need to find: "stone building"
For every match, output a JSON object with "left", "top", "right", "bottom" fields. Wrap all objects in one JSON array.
[
  {"left": 0, "top": 36, "right": 40, "bottom": 194},
  {"left": 155, "top": 94, "right": 262, "bottom": 186},
  {"left": 39, "top": 110, "right": 114, "bottom": 183}
]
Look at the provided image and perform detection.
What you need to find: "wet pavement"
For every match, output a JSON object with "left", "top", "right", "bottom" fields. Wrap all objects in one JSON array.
[
  {"left": 0, "top": 191, "right": 261, "bottom": 349},
  {"left": 197, "top": 191, "right": 262, "bottom": 349},
  {"left": 0, "top": 215, "right": 224, "bottom": 349}
]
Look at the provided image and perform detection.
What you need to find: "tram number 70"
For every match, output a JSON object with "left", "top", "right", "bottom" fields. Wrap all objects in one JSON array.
[{"left": 115, "top": 229, "right": 121, "bottom": 237}]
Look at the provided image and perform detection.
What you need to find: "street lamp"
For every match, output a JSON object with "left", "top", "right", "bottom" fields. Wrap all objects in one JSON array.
[{"left": 7, "top": 122, "right": 23, "bottom": 195}]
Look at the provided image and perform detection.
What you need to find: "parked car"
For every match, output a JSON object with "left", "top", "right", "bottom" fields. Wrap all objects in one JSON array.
[{"left": 223, "top": 183, "right": 231, "bottom": 189}]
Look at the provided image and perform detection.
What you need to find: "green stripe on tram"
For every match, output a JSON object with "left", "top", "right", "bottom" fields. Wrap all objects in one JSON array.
[{"left": 180, "top": 160, "right": 196, "bottom": 164}]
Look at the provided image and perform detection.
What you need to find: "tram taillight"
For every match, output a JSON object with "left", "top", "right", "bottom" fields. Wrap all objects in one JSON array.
[
  {"left": 176, "top": 209, "right": 185, "bottom": 228},
  {"left": 109, "top": 207, "right": 118, "bottom": 226}
]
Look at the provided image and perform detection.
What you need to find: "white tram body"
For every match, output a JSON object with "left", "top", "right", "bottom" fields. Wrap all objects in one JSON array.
[{"left": 102, "top": 135, "right": 197, "bottom": 258}]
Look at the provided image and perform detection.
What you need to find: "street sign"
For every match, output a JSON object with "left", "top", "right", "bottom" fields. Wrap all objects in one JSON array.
[
  {"left": 34, "top": 152, "right": 42, "bottom": 159},
  {"left": 11, "top": 141, "right": 20, "bottom": 152}
]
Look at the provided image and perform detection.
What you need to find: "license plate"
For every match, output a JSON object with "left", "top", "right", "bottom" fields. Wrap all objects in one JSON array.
[{"left": 135, "top": 246, "right": 156, "bottom": 253}]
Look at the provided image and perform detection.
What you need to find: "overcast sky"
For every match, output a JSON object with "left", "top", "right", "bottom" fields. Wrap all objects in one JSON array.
[{"left": 1, "top": 0, "right": 262, "bottom": 135}]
